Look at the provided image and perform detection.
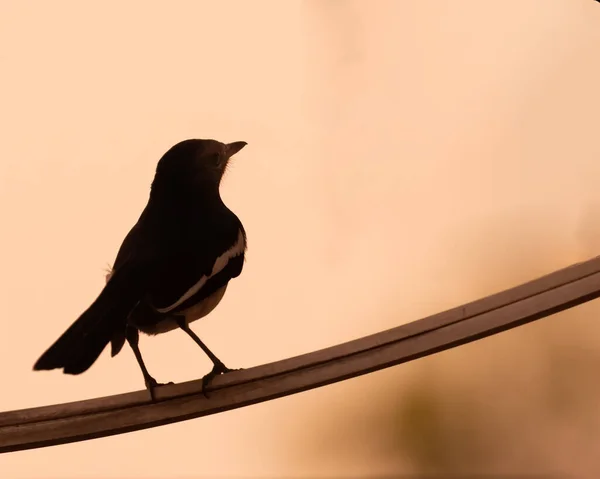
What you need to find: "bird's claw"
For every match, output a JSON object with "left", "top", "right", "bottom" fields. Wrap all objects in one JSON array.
[
  {"left": 201, "top": 361, "right": 239, "bottom": 398},
  {"left": 145, "top": 377, "right": 175, "bottom": 401}
]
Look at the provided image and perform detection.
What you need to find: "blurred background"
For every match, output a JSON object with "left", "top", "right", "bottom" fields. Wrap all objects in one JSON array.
[{"left": 1, "top": 0, "right": 600, "bottom": 477}]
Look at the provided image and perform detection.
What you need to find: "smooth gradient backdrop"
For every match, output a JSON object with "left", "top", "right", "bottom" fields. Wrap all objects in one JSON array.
[{"left": 1, "top": 0, "right": 600, "bottom": 477}]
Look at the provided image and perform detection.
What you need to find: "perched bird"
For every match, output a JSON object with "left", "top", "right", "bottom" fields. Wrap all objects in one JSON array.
[{"left": 34, "top": 139, "right": 248, "bottom": 399}]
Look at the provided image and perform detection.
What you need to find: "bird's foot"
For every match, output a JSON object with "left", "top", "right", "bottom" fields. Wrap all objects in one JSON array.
[
  {"left": 201, "top": 361, "right": 239, "bottom": 398},
  {"left": 145, "top": 376, "right": 175, "bottom": 401}
]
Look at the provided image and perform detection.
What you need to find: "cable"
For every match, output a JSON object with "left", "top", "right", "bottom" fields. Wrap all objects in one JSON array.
[{"left": 2, "top": 254, "right": 600, "bottom": 453}]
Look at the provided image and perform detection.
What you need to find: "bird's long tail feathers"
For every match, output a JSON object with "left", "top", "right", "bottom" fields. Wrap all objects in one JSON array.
[{"left": 34, "top": 261, "right": 147, "bottom": 375}]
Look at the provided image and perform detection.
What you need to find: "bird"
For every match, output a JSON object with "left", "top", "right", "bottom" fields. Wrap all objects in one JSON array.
[{"left": 34, "top": 138, "right": 248, "bottom": 400}]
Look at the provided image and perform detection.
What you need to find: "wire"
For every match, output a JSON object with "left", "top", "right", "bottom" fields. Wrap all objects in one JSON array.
[{"left": 2, "top": 254, "right": 600, "bottom": 453}]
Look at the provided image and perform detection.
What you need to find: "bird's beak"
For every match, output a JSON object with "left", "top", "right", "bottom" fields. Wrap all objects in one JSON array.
[{"left": 225, "top": 141, "right": 247, "bottom": 158}]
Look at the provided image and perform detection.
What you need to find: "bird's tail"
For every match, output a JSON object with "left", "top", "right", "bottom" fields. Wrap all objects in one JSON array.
[{"left": 34, "top": 261, "right": 147, "bottom": 375}]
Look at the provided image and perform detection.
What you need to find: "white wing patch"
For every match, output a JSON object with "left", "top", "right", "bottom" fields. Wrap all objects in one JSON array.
[{"left": 155, "top": 229, "right": 245, "bottom": 314}]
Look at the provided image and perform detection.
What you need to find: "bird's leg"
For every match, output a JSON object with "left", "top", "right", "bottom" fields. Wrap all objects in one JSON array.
[
  {"left": 126, "top": 325, "right": 173, "bottom": 401},
  {"left": 175, "top": 317, "right": 239, "bottom": 397}
]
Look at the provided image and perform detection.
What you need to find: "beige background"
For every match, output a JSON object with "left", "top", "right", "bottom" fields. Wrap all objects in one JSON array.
[{"left": 1, "top": 0, "right": 600, "bottom": 477}]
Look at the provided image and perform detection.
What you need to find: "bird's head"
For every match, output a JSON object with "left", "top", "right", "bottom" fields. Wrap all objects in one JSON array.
[{"left": 153, "top": 139, "right": 247, "bottom": 193}]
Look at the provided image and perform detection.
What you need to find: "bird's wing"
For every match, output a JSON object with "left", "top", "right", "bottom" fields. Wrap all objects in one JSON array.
[
  {"left": 108, "top": 206, "right": 157, "bottom": 356},
  {"left": 112, "top": 204, "right": 152, "bottom": 272},
  {"left": 148, "top": 222, "right": 246, "bottom": 315}
]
